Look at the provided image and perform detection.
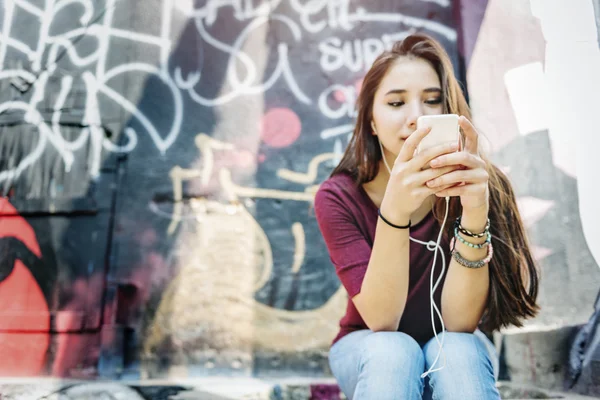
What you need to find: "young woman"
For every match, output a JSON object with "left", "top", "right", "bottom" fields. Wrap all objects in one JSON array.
[{"left": 314, "top": 34, "right": 539, "bottom": 399}]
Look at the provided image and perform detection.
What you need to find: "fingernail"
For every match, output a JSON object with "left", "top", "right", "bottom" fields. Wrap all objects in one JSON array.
[{"left": 430, "top": 159, "right": 439, "bottom": 167}]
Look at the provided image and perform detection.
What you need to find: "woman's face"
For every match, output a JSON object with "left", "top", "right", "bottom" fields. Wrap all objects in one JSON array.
[{"left": 371, "top": 56, "right": 443, "bottom": 159}]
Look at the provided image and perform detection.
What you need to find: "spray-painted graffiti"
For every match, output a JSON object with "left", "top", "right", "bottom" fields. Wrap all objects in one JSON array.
[
  {"left": 142, "top": 133, "right": 345, "bottom": 355},
  {"left": 0, "top": 0, "right": 458, "bottom": 184},
  {"left": 0, "top": 0, "right": 475, "bottom": 378},
  {"left": 0, "top": 198, "right": 49, "bottom": 375},
  {"left": 0, "top": 0, "right": 184, "bottom": 183}
]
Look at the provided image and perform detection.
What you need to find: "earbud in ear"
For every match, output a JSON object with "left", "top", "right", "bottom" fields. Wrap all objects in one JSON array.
[{"left": 371, "top": 121, "right": 377, "bottom": 135}]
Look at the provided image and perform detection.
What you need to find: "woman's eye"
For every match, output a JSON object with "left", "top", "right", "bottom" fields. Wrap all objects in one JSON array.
[
  {"left": 388, "top": 101, "right": 404, "bottom": 107},
  {"left": 425, "top": 98, "right": 442, "bottom": 105}
]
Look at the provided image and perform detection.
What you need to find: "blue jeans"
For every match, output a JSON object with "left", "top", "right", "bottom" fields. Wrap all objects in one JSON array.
[{"left": 328, "top": 330, "right": 501, "bottom": 400}]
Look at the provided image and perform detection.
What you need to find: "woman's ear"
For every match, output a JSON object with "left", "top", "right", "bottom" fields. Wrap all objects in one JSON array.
[{"left": 371, "top": 121, "right": 377, "bottom": 135}]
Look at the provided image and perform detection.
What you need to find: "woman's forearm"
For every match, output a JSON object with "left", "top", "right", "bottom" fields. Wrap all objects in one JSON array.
[
  {"left": 353, "top": 215, "right": 411, "bottom": 332},
  {"left": 441, "top": 206, "right": 490, "bottom": 332}
]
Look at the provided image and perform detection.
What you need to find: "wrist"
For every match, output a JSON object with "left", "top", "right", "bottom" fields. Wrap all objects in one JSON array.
[
  {"left": 379, "top": 202, "right": 411, "bottom": 227},
  {"left": 461, "top": 206, "right": 489, "bottom": 233},
  {"left": 378, "top": 208, "right": 411, "bottom": 229}
]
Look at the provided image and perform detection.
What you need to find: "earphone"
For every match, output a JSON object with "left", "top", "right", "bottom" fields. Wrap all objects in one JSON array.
[{"left": 376, "top": 133, "right": 449, "bottom": 379}]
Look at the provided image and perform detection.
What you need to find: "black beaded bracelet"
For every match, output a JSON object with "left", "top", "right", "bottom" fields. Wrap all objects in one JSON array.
[
  {"left": 377, "top": 209, "right": 411, "bottom": 229},
  {"left": 454, "top": 217, "right": 490, "bottom": 238}
]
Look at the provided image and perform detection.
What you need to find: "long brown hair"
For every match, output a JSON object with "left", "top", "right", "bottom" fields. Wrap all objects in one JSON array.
[{"left": 331, "top": 33, "right": 539, "bottom": 331}]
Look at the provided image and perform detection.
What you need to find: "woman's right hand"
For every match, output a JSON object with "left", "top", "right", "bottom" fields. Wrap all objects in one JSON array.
[{"left": 379, "top": 126, "right": 461, "bottom": 224}]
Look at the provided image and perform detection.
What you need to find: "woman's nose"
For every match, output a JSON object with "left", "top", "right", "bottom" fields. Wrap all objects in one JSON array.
[{"left": 406, "top": 102, "right": 424, "bottom": 128}]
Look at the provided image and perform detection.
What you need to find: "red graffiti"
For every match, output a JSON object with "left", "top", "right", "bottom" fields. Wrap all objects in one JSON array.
[
  {"left": 0, "top": 198, "right": 50, "bottom": 376},
  {"left": 51, "top": 273, "right": 106, "bottom": 377},
  {"left": 261, "top": 107, "right": 302, "bottom": 148}
]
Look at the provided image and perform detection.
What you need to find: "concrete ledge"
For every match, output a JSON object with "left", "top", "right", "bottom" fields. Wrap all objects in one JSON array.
[
  {"left": 495, "top": 324, "right": 582, "bottom": 391},
  {"left": 0, "top": 377, "right": 598, "bottom": 399}
]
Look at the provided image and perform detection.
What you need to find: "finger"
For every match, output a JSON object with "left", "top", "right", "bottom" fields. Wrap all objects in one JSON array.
[
  {"left": 395, "top": 126, "right": 432, "bottom": 164},
  {"left": 459, "top": 116, "right": 479, "bottom": 154},
  {"left": 433, "top": 183, "right": 459, "bottom": 193},
  {"left": 426, "top": 168, "right": 488, "bottom": 188},
  {"left": 415, "top": 165, "right": 462, "bottom": 185},
  {"left": 418, "top": 182, "right": 457, "bottom": 199},
  {"left": 434, "top": 183, "right": 486, "bottom": 198},
  {"left": 429, "top": 151, "right": 485, "bottom": 169},
  {"left": 408, "top": 141, "right": 459, "bottom": 171}
]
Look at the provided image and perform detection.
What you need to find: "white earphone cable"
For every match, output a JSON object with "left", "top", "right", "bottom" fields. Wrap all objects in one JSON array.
[{"left": 378, "top": 138, "right": 448, "bottom": 378}]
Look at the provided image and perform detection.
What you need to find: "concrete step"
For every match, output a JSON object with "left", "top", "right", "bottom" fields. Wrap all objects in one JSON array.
[{"left": 0, "top": 377, "right": 598, "bottom": 399}]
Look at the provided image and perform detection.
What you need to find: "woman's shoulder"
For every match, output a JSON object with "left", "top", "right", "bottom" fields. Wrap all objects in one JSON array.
[
  {"left": 314, "top": 171, "right": 365, "bottom": 228},
  {"left": 315, "top": 171, "right": 361, "bottom": 201}
]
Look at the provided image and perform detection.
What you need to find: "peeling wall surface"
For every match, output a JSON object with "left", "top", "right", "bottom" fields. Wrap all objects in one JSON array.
[{"left": 0, "top": 0, "right": 598, "bottom": 378}]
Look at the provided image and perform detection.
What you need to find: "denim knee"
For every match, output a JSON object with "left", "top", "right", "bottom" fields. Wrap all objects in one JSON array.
[
  {"left": 354, "top": 331, "right": 425, "bottom": 400},
  {"left": 424, "top": 332, "right": 500, "bottom": 400},
  {"left": 360, "top": 331, "right": 424, "bottom": 368}
]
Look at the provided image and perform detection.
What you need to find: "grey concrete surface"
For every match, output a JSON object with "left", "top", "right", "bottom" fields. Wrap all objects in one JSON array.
[{"left": 0, "top": 377, "right": 598, "bottom": 400}]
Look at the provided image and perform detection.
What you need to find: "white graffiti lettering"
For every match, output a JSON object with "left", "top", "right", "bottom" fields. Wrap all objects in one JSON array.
[
  {"left": 0, "top": 0, "right": 183, "bottom": 182},
  {"left": 0, "top": 0, "right": 456, "bottom": 182},
  {"left": 319, "top": 31, "right": 416, "bottom": 73},
  {"left": 318, "top": 83, "right": 356, "bottom": 119}
]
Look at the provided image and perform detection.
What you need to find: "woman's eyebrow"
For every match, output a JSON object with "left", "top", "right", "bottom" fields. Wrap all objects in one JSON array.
[
  {"left": 384, "top": 87, "right": 441, "bottom": 95},
  {"left": 385, "top": 89, "right": 406, "bottom": 95}
]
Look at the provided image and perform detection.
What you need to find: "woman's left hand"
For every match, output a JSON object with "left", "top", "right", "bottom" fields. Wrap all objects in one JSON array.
[{"left": 425, "top": 116, "right": 490, "bottom": 211}]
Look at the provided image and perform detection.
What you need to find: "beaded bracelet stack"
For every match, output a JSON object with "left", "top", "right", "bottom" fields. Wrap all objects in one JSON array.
[{"left": 450, "top": 217, "right": 493, "bottom": 269}]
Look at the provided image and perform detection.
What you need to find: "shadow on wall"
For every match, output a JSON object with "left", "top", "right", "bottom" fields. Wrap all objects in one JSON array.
[{"left": 492, "top": 130, "right": 600, "bottom": 326}]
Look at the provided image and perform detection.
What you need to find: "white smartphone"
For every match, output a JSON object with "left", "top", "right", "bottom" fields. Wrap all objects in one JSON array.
[{"left": 416, "top": 114, "right": 462, "bottom": 155}]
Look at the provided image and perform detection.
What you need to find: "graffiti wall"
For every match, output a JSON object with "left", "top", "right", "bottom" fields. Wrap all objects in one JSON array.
[{"left": 0, "top": 0, "right": 598, "bottom": 379}]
